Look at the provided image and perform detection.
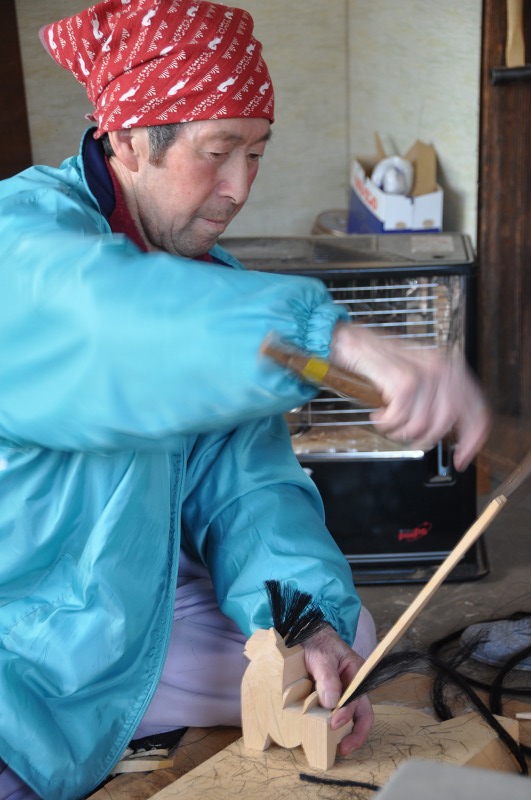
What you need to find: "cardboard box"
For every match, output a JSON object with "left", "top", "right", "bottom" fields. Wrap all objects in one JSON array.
[{"left": 347, "top": 138, "right": 443, "bottom": 234}]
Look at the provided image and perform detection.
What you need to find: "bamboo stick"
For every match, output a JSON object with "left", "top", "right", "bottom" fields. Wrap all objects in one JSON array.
[{"left": 336, "top": 449, "right": 531, "bottom": 709}]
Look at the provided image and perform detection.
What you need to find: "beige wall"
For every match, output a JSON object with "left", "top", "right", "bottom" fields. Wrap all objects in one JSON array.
[{"left": 16, "top": 0, "right": 482, "bottom": 242}]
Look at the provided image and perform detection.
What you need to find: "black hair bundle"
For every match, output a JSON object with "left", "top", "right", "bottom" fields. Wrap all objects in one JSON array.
[
  {"left": 300, "top": 772, "right": 381, "bottom": 792},
  {"left": 429, "top": 611, "right": 531, "bottom": 757},
  {"left": 264, "top": 579, "right": 329, "bottom": 647}
]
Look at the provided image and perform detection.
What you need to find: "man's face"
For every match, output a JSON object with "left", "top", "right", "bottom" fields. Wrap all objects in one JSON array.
[{"left": 130, "top": 118, "right": 271, "bottom": 258}]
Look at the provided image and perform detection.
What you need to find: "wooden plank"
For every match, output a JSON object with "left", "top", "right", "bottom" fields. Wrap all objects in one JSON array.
[
  {"left": 147, "top": 707, "right": 521, "bottom": 800},
  {"left": 86, "top": 674, "right": 531, "bottom": 800},
  {"left": 87, "top": 728, "right": 241, "bottom": 800}
]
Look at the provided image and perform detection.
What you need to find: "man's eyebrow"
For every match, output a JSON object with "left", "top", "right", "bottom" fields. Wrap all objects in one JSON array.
[
  {"left": 256, "top": 129, "right": 273, "bottom": 144},
  {"left": 205, "top": 129, "right": 273, "bottom": 145}
]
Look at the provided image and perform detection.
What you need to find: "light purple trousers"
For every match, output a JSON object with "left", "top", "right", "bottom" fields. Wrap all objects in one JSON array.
[{"left": 0, "top": 552, "right": 377, "bottom": 799}]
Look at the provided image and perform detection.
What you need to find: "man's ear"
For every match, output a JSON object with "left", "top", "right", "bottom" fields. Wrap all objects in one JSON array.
[{"left": 107, "top": 128, "right": 149, "bottom": 173}]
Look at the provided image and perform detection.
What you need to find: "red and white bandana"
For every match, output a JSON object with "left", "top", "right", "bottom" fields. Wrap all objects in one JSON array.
[{"left": 40, "top": 0, "right": 274, "bottom": 137}]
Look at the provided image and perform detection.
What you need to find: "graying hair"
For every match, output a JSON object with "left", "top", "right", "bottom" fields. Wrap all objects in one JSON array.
[{"left": 101, "top": 123, "right": 185, "bottom": 165}]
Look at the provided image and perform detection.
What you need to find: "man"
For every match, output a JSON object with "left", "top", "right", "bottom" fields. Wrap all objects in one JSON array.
[{"left": 0, "top": 2, "right": 490, "bottom": 799}]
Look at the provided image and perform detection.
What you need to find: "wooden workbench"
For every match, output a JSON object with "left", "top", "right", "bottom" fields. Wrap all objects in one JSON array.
[{"left": 88, "top": 674, "right": 531, "bottom": 800}]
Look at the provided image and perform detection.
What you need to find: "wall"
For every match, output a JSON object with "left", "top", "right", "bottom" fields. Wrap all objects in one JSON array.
[{"left": 16, "top": 0, "right": 482, "bottom": 242}]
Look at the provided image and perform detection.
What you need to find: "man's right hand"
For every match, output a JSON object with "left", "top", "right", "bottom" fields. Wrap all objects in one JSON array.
[{"left": 330, "top": 322, "right": 491, "bottom": 471}]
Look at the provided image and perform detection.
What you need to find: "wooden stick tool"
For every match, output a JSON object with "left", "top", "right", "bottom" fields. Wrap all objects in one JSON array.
[
  {"left": 260, "top": 336, "right": 384, "bottom": 409},
  {"left": 336, "top": 449, "right": 531, "bottom": 709}
]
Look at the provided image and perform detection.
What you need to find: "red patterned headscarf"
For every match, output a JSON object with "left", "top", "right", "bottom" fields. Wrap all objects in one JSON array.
[{"left": 40, "top": 0, "right": 274, "bottom": 138}]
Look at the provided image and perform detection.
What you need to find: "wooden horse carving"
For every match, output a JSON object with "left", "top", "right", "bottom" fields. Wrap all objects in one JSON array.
[{"left": 241, "top": 627, "right": 352, "bottom": 771}]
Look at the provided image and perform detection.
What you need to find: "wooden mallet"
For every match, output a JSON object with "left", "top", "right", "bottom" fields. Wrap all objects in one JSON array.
[{"left": 260, "top": 335, "right": 384, "bottom": 409}]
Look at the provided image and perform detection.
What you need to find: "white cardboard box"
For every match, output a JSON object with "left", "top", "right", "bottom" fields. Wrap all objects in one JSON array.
[{"left": 347, "top": 140, "right": 443, "bottom": 234}]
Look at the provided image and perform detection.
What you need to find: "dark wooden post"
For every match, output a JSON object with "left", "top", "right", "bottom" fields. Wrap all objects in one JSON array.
[
  {"left": 1, "top": 0, "right": 33, "bottom": 178},
  {"left": 477, "top": 0, "right": 531, "bottom": 477}
]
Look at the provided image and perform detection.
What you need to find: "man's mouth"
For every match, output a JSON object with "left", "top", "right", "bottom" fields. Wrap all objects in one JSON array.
[{"left": 202, "top": 217, "right": 230, "bottom": 231}]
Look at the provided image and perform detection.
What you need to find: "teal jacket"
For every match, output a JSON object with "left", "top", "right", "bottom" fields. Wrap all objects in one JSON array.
[{"left": 0, "top": 132, "right": 361, "bottom": 800}]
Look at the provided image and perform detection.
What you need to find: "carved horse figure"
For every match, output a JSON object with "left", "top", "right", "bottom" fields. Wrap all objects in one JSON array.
[{"left": 241, "top": 627, "right": 352, "bottom": 770}]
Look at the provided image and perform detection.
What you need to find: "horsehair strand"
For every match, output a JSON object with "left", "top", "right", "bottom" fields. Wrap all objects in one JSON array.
[
  {"left": 342, "top": 649, "right": 528, "bottom": 775},
  {"left": 264, "top": 580, "right": 329, "bottom": 647}
]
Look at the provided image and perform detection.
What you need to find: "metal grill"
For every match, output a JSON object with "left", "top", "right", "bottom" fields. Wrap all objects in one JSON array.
[
  {"left": 220, "top": 233, "right": 473, "bottom": 462},
  {"left": 286, "top": 273, "right": 467, "bottom": 459}
]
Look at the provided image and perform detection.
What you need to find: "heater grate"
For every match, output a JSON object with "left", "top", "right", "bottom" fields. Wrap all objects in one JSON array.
[{"left": 285, "top": 273, "right": 467, "bottom": 459}]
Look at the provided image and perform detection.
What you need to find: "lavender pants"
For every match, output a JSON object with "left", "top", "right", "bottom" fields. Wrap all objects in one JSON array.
[{"left": 0, "top": 552, "right": 377, "bottom": 798}]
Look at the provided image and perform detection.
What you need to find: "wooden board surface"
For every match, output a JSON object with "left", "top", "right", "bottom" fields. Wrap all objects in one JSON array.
[
  {"left": 88, "top": 673, "right": 531, "bottom": 800},
  {"left": 147, "top": 706, "right": 521, "bottom": 800},
  {"left": 88, "top": 727, "right": 242, "bottom": 800}
]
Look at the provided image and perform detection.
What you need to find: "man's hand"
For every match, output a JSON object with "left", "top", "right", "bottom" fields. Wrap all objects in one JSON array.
[
  {"left": 330, "top": 323, "right": 491, "bottom": 471},
  {"left": 302, "top": 624, "right": 374, "bottom": 754}
]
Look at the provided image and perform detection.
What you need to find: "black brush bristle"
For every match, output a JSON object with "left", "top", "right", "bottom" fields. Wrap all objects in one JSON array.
[{"left": 265, "top": 579, "right": 329, "bottom": 647}]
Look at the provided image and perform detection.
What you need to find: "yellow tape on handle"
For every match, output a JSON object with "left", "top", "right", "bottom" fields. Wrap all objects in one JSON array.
[{"left": 300, "top": 357, "right": 330, "bottom": 385}]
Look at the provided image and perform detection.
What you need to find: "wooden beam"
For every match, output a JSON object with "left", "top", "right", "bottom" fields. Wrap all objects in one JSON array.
[
  {"left": 1, "top": 0, "right": 32, "bottom": 178},
  {"left": 477, "top": 0, "right": 531, "bottom": 474}
]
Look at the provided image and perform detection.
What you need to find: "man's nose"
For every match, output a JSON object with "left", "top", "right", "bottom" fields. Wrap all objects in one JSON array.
[{"left": 218, "top": 158, "right": 252, "bottom": 205}]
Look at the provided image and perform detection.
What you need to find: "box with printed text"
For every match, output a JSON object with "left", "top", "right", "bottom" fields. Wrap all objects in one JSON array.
[{"left": 347, "top": 139, "right": 443, "bottom": 234}]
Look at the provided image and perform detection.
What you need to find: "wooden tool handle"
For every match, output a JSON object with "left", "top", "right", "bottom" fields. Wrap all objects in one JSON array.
[
  {"left": 261, "top": 337, "right": 384, "bottom": 409},
  {"left": 506, "top": 0, "right": 525, "bottom": 67}
]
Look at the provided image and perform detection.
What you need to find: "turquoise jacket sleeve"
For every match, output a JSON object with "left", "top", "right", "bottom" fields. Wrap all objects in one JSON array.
[
  {"left": 0, "top": 159, "right": 346, "bottom": 452},
  {"left": 181, "top": 416, "right": 361, "bottom": 645}
]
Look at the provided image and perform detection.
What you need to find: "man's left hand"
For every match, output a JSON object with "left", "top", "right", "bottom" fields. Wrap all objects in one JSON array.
[{"left": 302, "top": 624, "right": 374, "bottom": 754}]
